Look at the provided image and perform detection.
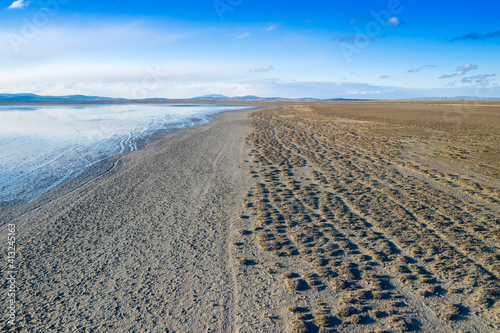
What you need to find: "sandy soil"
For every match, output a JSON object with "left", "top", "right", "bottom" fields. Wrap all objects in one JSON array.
[
  {"left": 0, "top": 109, "right": 258, "bottom": 332},
  {"left": 1, "top": 102, "right": 499, "bottom": 332},
  {"left": 236, "top": 103, "right": 499, "bottom": 332}
]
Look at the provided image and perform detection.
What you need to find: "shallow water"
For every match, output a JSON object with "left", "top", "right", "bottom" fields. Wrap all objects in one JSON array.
[{"left": 0, "top": 103, "right": 252, "bottom": 203}]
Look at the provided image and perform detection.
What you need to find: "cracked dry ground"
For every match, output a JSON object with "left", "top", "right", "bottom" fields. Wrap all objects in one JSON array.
[{"left": 231, "top": 104, "right": 499, "bottom": 333}]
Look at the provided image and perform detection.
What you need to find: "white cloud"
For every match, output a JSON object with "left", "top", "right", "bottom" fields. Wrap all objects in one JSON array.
[
  {"left": 8, "top": 0, "right": 30, "bottom": 9},
  {"left": 266, "top": 24, "right": 277, "bottom": 32},
  {"left": 461, "top": 74, "right": 496, "bottom": 85},
  {"left": 333, "top": 34, "right": 376, "bottom": 44},
  {"left": 2, "top": 72, "right": 498, "bottom": 99},
  {"left": 0, "top": 60, "right": 255, "bottom": 99},
  {"left": 407, "top": 65, "right": 436, "bottom": 73},
  {"left": 346, "top": 90, "right": 381, "bottom": 95},
  {"left": 0, "top": 22, "right": 190, "bottom": 60},
  {"left": 231, "top": 79, "right": 396, "bottom": 99},
  {"left": 456, "top": 63, "right": 478, "bottom": 75},
  {"left": 250, "top": 66, "right": 274, "bottom": 73},
  {"left": 237, "top": 32, "right": 251, "bottom": 39},
  {"left": 387, "top": 17, "right": 402, "bottom": 26},
  {"left": 439, "top": 63, "right": 478, "bottom": 79}
]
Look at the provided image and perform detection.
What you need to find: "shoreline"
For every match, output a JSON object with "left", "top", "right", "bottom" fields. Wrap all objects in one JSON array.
[
  {"left": 0, "top": 105, "right": 260, "bottom": 227},
  {"left": 0, "top": 107, "right": 261, "bottom": 331},
  {"left": 1, "top": 101, "right": 498, "bottom": 332}
]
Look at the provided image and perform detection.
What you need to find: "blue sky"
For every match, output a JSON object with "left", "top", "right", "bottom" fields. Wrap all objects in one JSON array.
[{"left": 0, "top": 0, "right": 499, "bottom": 99}]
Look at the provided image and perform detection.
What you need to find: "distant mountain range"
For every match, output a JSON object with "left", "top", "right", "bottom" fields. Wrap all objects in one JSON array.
[
  {"left": 0, "top": 93, "right": 366, "bottom": 102},
  {"left": 0, "top": 93, "right": 119, "bottom": 102},
  {"left": 187, "top": 94, "right": 347, "bottom": 101},
  {"left": 408, "top": 96, "right": 500, "bottom": 101},
  {"left": 0, "top": 93, "right": 499, "bottom": 103}
]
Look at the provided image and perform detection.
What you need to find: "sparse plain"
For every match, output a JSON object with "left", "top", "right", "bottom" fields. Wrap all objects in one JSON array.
[{"left": 1, "top": 101, "right": 499, "bottom": 332}]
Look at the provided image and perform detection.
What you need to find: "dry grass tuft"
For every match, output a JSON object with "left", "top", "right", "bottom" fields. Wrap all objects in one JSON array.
[
  {"left": 387, "top": 315, "right": 410, "bottom": 331},
  {"left": 368, "top": 309, "right": 383, "bottom": 318},
  {"left": 285, "top": 278, "right": 299, "bottom": 290},
  {"left": 242, "top": 104, "right": 500, "bottom": 332},
  {"left": 336, "top": 305, "right": 356, "bottom": 317},
  {"left": 351, "top": 289, "right": 371, "bottom": 300},
  {"left": 236, "top": 258, "right": 252, "bottom": 265},
  {"left": 296, "top": 313, "right": 308, "bottom": 320},
  {"left": 440, "top": 303, "right": 461, "bottom": 320},
  {"left": 473, "top": 294, "right": 492, "bottom": 308},
  {"left": 350, "top": 314, "right": 363, "bottom": 324},
  {"left": 290, "top": 320, "right": 308, "bottom": 333},
  {"left": 281, "top": 272, "right": 294, "bottom": 279},
  {"left": 331, "top": 278, "right": 349, "bottom": 290}
]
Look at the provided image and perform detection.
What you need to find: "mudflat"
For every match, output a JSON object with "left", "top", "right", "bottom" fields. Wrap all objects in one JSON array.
[
  {"left": 1, "top": 102, "right": 499, "bottom": 332},
  {"left": 1, "top": 109, "right": 257, "bottom": 332}
]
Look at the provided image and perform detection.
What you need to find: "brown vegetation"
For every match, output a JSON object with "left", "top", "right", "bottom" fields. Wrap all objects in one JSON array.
[{"left": 237, "top": 102, "right": 500, "bottom": 331}]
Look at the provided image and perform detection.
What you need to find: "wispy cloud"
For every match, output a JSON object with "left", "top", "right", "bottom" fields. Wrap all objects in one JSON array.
[
  {"left": 407, "top": 65, "right": 436, "bottom": 73},
  {"left": 439, "top": 74, "right": 457, "bottom": 79},
  {"left": 8, "top": 0, "right": 30, "bottom": 9},
  {"left": 250, "top": 65, "right": 274, "bottom": 73},
  {"left": 237, "top": 32, "right": 251, "bottom": 39},
  {"left": 446, "top": 73, "right": 497, "bottom": 87},
  {"left": 0, "top": 22, "right": 191, "bottom": 60},
  {"left": 439, "top": 63, "right": 477, "bottom": 79},
  {"left": 233, "top": 79, "right": 494, "bottom": 99},
  {"left": 450, "top": 29, "right": 500, "bottom": 41},
  {"left": 236, "top": 79, "right": 396, "bottom": 98},
  {"left": 379, "top": 75, "right": 389, "bottom": 79},
  {"left": 332, "top": 34, "right": 376, "bottom": 44},
  {"left": 461, "top": 74, "right": 496, "bottom": 85},
  {"left": 266, "top": 24, "right": 277, "bottom": 32},
  {"left": 456, "top": 63, "right": 478, "bottom": 75}
]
